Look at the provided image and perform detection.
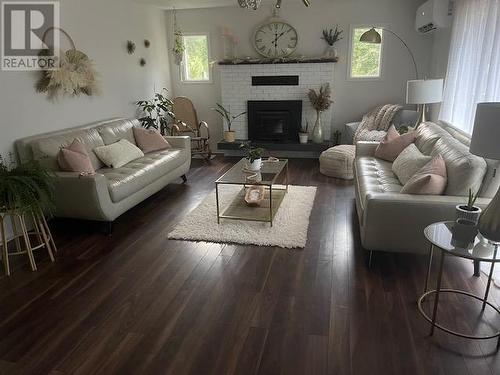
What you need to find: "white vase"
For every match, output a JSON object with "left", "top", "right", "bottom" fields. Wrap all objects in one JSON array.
[
  {"left": 312, "top": 111, "right": 323, "bottom": 144},
  {"left": 246, "top": 158, "right": 262, "bottom": 171},
  {"left": 323, "top": 45, "right": 338, "bottom": 59},
  {"left": 298, "top": 132, "right": 309, "bottom": 144}
]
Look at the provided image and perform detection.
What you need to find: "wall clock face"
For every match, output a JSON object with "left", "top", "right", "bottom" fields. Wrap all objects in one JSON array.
[{"left": 254, "top": 21, "right": 298, "bottom": 58}]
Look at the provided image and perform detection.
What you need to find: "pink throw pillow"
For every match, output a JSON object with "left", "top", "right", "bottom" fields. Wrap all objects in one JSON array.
[
  {"left": 57, "top": 139, "right": 95, "bottom": 173},
  {"left": 133, "top": 127, "right": 171, "bottom": 153},
  {"left": 375, "top": 125, "right": 416, "bottom": 162},
  {"left": 401, "top": 154, "right": 447, "bottom": 195}
]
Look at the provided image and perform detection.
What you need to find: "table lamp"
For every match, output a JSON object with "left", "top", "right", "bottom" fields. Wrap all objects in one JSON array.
[
  {"left": 406, "top": 79, "right": 443, "bottom": 125},
  {"left": 469, "top": 102, "right": 500, "bottom": 243}
]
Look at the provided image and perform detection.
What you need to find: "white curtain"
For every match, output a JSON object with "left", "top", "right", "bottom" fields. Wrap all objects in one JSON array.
[{"left": 439, "top": 0, "right": 500, "bottom": 133}]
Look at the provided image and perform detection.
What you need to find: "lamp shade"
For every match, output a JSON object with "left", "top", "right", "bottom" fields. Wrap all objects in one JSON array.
[
  {"left": 406, "top": 79, "right": 443, "bottom": 104},
  {"left": 360, "top": 28, "right": 381, "bottom": 44},
  {"left": 469, "top": 102, "right": 500, "bottom": 160}
]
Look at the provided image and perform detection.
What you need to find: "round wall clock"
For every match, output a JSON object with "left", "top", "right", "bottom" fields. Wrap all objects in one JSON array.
[{"left": 253, "top": 21, "right": 298, "bottom": 58}]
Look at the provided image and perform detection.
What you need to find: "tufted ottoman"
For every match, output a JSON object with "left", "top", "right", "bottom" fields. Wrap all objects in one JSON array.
[{"left": 319, "top": 145, "right": 356, "bottom": 180}]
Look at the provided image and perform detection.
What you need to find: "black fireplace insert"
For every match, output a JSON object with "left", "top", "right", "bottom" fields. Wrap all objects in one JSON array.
[{"left": 247, "top": 100, "right": 302, "bottom": 143}]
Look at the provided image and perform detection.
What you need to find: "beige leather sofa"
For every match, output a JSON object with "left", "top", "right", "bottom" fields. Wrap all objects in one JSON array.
[
  {"left": 354, "top": 121, "right": 499, "bottom": 255},
  {"left": 16, "top": 118, "right": 191, "bottom": 223}
]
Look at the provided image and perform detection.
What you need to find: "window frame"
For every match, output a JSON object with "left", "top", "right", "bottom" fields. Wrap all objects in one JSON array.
[
  {"left": 347, "top": 24, "right": 386, "bottom": 81},
  {"left": 180, "top": 32, "right": 212, "bottom": 84}
]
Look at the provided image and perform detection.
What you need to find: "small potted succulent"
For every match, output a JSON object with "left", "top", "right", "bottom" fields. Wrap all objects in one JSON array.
[
  {"left": 240, "top": 142, "right": 265, "bottom": 171},
  {"left": 299, "top": 122, "right": 309, "bottom": 144},
  {"left": 456, "top": 189, "right": 482, "bottom": 225},
  {"left": 322, "top": 26, "right": 343, "bottom": 59},
  {"left": 212, "top": 103, "right": 246, "bottom": 143}
]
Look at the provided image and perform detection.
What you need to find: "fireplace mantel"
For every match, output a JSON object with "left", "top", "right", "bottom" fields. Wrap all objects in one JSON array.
[{"left": 219, "top": 62, "right": 335, "bottom": 141}]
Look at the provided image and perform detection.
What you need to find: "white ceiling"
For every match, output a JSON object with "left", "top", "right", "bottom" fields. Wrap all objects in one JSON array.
[
  {"left": 133, "top": 0, "right": 339, "bottom": 10},
  {"left": 134, "top": 0, "right": 238, "bottom": 10},
  {"left": 134, "top": 0, "right": 424, "bottom": 11}
]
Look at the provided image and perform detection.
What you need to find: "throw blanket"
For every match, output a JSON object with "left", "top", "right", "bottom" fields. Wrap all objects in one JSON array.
[{"left": 354, "top": 104, "right": 403, "bottom": 143}]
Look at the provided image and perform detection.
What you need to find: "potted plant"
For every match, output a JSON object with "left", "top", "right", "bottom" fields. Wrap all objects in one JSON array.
[
  {"left": 308, "top": 83, "right": 333, "bottom": 144},
  {"left": 137, "top": 88, "right": 177, "bottom": 136},
  {"left": 456, "top": 189, "right": 482, "bottom": 224},
  {"left": 299, "top": 122, "right": 309, "bottom": 144},
  {"left": 240, "top": 142, "right": 265, "bottom": 171},
  {"left": 0, "top": 155, "right": 54, "bottom": 212},
  {"left": 322, "top": 26, "right": 343, "bottom": 59},
  {"left": 212, "top": 103, "right": 246, "bottom": 143}
]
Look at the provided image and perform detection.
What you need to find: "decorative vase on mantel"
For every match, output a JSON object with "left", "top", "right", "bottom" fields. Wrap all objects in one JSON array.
[
  {"left": 312, "top": 110, "right": 323, "bottom": 144},
  {"left": 323, "top": 45, "right": 338, "bottom": 59}
]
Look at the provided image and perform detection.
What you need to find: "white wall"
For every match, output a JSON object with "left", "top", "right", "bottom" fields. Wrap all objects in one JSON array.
[
  {"left": 166, "top": 0, "right": 433, "bottom": 148},
  {"left": 428, "top": 27, "right": 452, "bottom": 120},
  {"left": 0, "top": 0, "right": 171, "bottom": 158}
]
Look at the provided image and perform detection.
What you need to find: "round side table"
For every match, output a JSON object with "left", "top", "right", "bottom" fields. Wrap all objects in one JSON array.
[{"left": 418, "top": 221, "right": 500, "bottom": 346}]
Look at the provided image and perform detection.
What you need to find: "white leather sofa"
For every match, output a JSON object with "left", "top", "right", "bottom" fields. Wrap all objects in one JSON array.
[
  {"left": 16, "top": 118, "right": 191, "bottom": 224},
  {"left": 354, "top": 121, "right": 499, "bottom": 255}
]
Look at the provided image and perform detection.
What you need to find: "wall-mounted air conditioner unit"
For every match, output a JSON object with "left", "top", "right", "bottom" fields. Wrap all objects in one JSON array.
[{"left": 416, "top": 0, "right": 453, "bottom": 34}]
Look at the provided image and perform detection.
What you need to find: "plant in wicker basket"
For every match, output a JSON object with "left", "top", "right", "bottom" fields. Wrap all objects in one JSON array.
[{"left": 0, "top": 154, "right": 54, "bottom": 212}]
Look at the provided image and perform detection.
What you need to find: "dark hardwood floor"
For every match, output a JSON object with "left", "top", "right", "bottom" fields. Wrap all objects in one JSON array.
[{"left": 1, "top": 156, "right": 500, "bottom": 375}]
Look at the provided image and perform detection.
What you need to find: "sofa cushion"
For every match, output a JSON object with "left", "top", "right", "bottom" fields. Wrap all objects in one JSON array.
[
  {"left": 355, "top": 157, "right": 403, "bottom": 210},
  {"left": 98, "top": 149, "right": 187, "bottom": 202},
  {"left": 431, "top": 137, "right": 487, "bottom": 196},
  {"left": 133, "top": 127, "right": 171, "bottom": 153},
  {"left": 392, "top": 144, "right": 432, "bottom": 185},
  {"left": 31, "top": 128, "right": 105, "bottom": 171},
  {"left": 401, "top": 154, "right": 447, "bottom": 195},
  {"left": 415, "top": 122, "right": 452, "bottom": 155},
  {"left": 98, "top": 119, "right": 138, "bottom": 145},
  {"left": 94, "top": 139, "right": 144, "bottom": 169},
  {"left": 57, "top": 139, "right": 95, "bottom": 174},
  {"left": 375, "top": 125, "right": 416, "bottom": 162}
]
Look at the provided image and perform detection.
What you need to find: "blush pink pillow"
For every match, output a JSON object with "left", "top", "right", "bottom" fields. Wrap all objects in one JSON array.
[
  {"left": 133, "top": 127, "right": 171, "bottom": 153},
  {"left": 401, "top": 154, "right": 447, "bottom": 195},
  {"left": 375, "top": 125, "right": 416, "bottom": 162},
  {"left": 57, "top": 139, "right": 95, "bottom": 173}
]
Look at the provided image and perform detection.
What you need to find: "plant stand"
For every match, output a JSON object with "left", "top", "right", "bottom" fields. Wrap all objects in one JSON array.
[{"left": 0, "top": 207, "right": 57, "bottom": 276}]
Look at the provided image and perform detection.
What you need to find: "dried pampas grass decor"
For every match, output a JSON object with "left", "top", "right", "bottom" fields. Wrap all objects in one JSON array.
[{"left": 36, "top": 27, "right": 99, "bottom": 99}]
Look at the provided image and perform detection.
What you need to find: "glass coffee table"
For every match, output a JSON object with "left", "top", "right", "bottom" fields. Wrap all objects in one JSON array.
[
  {"left": 214, "top": 158, "right": 288, "bottom": 227},
  {"left": 418, "top": 221, "right": 500, "bottom": 345}
]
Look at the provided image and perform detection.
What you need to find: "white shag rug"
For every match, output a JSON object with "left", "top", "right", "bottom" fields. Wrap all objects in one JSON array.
[{"left": 168, "top": 185, "right": 317, "bottom": 248}]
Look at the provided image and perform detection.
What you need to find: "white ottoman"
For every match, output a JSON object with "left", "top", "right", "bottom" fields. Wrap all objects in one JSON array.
[{"left": 319, "top": 145, "right": 356, "bottom": 180}]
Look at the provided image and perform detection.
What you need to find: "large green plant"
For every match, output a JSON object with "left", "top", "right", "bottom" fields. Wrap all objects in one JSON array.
[
  {"left": 0, "top": 155, "right": 54, "bottom": 212},
  {"left": 137, "top": 88, "right": 176, "bottom": 135}
]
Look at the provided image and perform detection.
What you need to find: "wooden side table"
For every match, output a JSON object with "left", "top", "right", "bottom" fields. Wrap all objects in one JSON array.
[{"left": 0, "top": 207, "right": 57, "bottom": 276}]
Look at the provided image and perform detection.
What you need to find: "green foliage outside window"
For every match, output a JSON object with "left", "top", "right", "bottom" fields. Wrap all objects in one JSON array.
[
  {"left": 183, "top": 35, "right": 209, "bottom": 81},
  {"left": 350, "top": 28, "right": 382, "bottom": 78}
]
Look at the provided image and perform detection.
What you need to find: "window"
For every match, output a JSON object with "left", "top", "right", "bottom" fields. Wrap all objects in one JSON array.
[
  {"left": 182, "top": 34, "right": 210, "bottom": 82},
  {"left": 349, "top": 27, "right": 383, "bottom": 79}
]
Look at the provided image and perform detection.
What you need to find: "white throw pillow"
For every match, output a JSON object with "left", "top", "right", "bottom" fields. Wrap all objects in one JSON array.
[
  {"left": 392, "top": 143, "right": 432, "bottom": 185},
  {"left": 93, "top": 139, "right": 144, "bottom": 168}
]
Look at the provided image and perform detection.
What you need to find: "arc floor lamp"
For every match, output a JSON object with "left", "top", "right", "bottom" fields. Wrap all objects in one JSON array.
[{"left": 360, "top": 27, "right": 443, "bottom": 125}]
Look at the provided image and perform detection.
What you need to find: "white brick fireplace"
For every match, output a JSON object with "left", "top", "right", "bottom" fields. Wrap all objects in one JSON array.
[{"left": 220, "top": 62, "right": 335, "bottom": 141}]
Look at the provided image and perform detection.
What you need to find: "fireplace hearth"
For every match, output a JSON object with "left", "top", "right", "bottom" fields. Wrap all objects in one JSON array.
[{"left": 247, "top": 100, "right": 302, "bottom": 143}]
